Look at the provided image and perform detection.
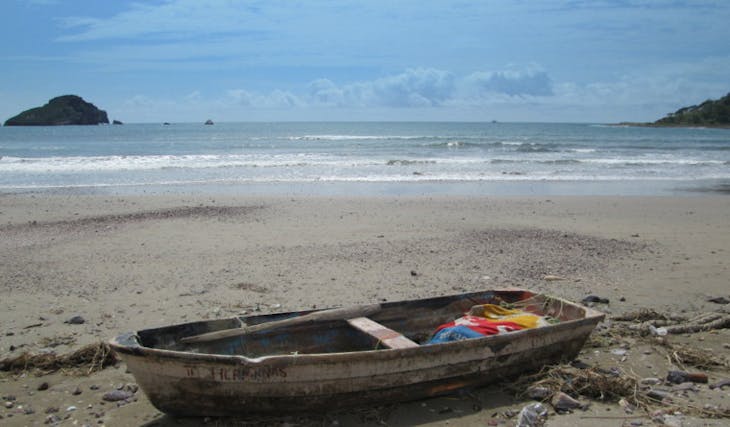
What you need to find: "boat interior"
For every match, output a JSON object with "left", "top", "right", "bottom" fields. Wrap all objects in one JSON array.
[{"left": 135, "top": 290, "right": 588, "bottom": 357}]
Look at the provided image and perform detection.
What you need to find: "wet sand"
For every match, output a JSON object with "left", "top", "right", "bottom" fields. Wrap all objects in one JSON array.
[{"left": 1, "top": 194, "right": 729, "bottom": 426}]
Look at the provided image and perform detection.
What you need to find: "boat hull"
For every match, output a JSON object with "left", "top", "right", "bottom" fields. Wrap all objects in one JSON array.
[{"left": 110, "top": 289, "right": 603, "bottom": 416}]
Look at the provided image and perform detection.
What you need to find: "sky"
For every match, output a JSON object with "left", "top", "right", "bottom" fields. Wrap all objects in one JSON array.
[{"left": 1, "top": 0, "right": 729, "bottom": 123}]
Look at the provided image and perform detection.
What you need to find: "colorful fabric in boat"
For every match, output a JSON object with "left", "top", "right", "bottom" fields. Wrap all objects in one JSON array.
[
  {"left": 427, "top": 304, "right": 547, "bottom": 344},
  {"left": 473, "top": 304, "right": 547, "bottom": 329}
]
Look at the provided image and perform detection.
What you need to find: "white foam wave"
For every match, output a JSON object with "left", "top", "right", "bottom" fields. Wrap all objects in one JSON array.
[
  {"left": 290, "top": 135, "right": 427, "bottom": 141},
  {"left": 580, "top": 158, "right": 726, "bottom": 165},
  {"left": 0, "top": 154, "right": 509, "bottom": 172},
  {"left": 0, "top": 154, "right": 390, "bottom": 172}
]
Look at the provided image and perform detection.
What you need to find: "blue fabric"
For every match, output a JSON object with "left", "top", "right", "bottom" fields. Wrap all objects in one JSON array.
[{"left": 427, "top": 325, "right": 485, "bottom": 344}]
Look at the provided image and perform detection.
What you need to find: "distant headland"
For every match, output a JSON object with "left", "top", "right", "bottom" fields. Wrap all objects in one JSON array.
[
  {"left": 618, "top": 92, "right": 730, "bottom": 128},
  {"left": 4, "top": 95, "right": 109, "bottom": 126}
]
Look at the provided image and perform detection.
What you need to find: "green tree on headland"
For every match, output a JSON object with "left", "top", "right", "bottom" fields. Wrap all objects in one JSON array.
[{"left": 653, "top": 93, "right": 730, "bottom": 127}]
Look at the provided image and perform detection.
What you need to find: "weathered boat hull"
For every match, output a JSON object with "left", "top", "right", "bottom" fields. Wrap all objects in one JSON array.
[{"left": 110, "top": 289, "right": 603, "bottom": 416}]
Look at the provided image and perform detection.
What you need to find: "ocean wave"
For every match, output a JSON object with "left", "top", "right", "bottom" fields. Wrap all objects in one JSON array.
[
  {"left": 580, "top": 158, "right": 726, "bottom": 166},
  {"left": 0, "top": 154, "right": 385, "bottom": 172},
  {"left": 386, "top": 159, "right": 437, "bottom": 166},
  {"left": 424, "top": 140, "right": 494, "bottom": 149},
  {"left": 487, "top": 157, "right": 725, "bottom": 166},
  {"left": 515, "top": 143, "right": 560, "bottom": 153},
  {"left": 290, "top": 134, "right": 429, "bottom": 141}
]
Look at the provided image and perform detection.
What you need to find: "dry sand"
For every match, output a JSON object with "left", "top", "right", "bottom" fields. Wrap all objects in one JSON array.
[{"left": 1, "top": 194, "right": 729, "bottom": 426}]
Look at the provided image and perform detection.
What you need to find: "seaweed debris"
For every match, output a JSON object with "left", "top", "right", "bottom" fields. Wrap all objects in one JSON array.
[
  {"left": 658, "top": 342, "right": 729, "bottom": 370},
  {"left": 613, "top": 308, "right": 730, "bottom": 335},
  {"left": 514, "top": 364, "right": 730, "bottom": 418},
  {"left": 0, "top": 342, "right": 117, "bottom": 375}
]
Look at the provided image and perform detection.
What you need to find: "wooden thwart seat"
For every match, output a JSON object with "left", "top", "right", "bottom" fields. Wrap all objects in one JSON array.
[{"left": 347, "top": 317, "right": 419, "bottom": 349}]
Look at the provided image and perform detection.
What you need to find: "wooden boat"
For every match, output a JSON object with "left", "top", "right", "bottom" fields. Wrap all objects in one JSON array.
[{"left": 109, "top": 288, "right": 603, "bottom": 416}]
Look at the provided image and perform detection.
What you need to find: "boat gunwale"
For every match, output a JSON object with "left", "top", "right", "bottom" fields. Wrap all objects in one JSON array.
[{"left": 109, "top": 291, "right": 605, "bottom": 365}]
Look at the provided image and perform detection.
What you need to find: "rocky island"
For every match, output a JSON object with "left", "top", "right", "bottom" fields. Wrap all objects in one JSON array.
[
  {"left": 620, "top": 92, "right": 730, "bottom": 128},
  {"left": 4, "top": 95, "right": 109, "bottom": 126}
]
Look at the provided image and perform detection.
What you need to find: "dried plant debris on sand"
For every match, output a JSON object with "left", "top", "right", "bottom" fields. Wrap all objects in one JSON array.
[
  {"left": 514, "top": 364, "right": 730, "bottom": 419},
  {"left": 613, "top": 308, "right": 730, "bottom": 335},
  {"left": 514, "top": 365, "right": 639, "bottom": 404},
  {"left": 0, "top": 342, "right": 117, "bottom": 375},
  {"left": 658, "top": 342, "right": 729, "bottom": 370},
  {"left": 598, "top": 309, "right": 729, "bottom": 369}
]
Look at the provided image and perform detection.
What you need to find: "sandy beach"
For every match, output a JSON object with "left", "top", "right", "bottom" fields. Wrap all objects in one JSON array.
[{"left": 1, "top": 193, "right": 729, "bottom": 426}]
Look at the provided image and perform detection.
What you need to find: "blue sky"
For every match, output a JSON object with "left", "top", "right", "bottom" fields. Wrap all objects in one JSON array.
[{"left": 2, "top": 0, "right": 729, "bottom": 123}]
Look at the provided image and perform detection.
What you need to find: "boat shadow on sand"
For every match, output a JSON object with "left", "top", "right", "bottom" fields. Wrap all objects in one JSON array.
[{"left": 141, "top": 386, "right": 517, "bottom": 426}]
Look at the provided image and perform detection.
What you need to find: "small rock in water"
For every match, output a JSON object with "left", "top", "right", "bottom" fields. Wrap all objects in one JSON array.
[
  {"left": 543, "top": 275, "right": 565, "bottom": 281},
  {"left": 65, "top": 316, "right": 85, "bottom": 325},
  {"left": 72, "top": 387, "right": 82, "bottom": 395},
  {"left": 37, "top": 382, "right": 49, "bottom": 391},
  {"left": 102, "top": 390, "right": 133, "bottom": 402},
  {"left": 707, "top": 296, "right": 729, "bottom": 304},
  {"left": 5, "top": 401, "right": 14, "bottom": 409},
  {"left": 66, "top": 406, "right": 77, "bottom": 412}
]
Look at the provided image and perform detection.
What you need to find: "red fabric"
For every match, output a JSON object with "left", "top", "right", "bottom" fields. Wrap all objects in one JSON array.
[{"left": 433, "top": 315, "right": 525, "bottom": 336}]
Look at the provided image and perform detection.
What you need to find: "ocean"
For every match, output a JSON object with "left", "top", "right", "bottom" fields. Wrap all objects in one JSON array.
[{"left": 1, "top": 122, "right": 729, "bottom": 196}]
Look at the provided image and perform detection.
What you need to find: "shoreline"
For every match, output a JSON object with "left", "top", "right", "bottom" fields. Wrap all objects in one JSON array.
[
  {"left": 3, "top": 177, "right": 730, "bottom": 198},
  {"left": 1, "top": 194, "right": 729, "bottom": 426}
]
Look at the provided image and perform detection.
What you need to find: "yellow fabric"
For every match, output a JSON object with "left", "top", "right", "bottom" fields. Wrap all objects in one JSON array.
[{"left": 472, "top": 304, "right": 546, "bottom": 329}]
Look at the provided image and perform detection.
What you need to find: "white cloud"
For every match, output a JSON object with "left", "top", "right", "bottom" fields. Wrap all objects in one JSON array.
[
  {"left": 57, "top": 0, "right": 268, "bottom": 42},
  {"left": 463, "top": 67, "right": 553, "bottom": 97},
  {"left": 227, "top": 89, "right": 302, "bottom": 109},
  {"left": 111, "top": 59, "right": 730, "bottom": 123},
  {"left": 305, "top": 67, "right": 553, "bottom": 108},
  {"left": 367, "top": 68, "right": 456, "bottom": 107},
  {"left": 307, "top": 68, "right": 456, "bottom": 108}
]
